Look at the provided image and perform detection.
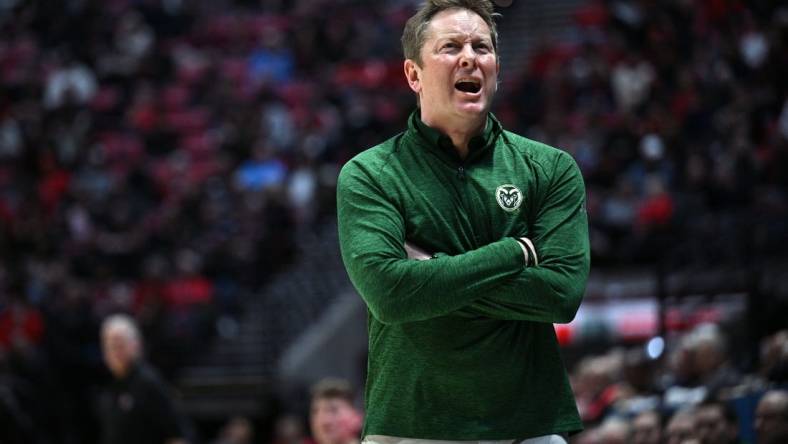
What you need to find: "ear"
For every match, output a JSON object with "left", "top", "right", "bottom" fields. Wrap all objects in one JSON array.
[{"left": 404, "top": 59, "right": 421, "bottom": 94}]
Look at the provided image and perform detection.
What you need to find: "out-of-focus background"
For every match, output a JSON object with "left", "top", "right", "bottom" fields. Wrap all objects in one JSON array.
[{"left": 0, "top": 0, "right": 786, "bottom": 443}]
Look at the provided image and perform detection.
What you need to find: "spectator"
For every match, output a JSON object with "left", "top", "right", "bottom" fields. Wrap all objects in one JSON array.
[
  {"left": 694, "top": 397, "right": 742, "bottom": 444},
  {"left": 754, "top": 390, "right": 788, "bottom": 444},
  {"left": 212, "top": 416, "right": 254, "bottom": 444},
  {"left": 760, "top": 331, "right": 788, "bottom": 383},
  {"left": 309, "top": 378, "right": 361, "bottom": 444},
  {"left": 631, "top": 410, "right": 663, "bottom": 444},
  {"left": 596, "top": 417, "right": 631, "bottom": 444},
  {"left": 692, "top": 325, "right": 740, "bottom": 395},
  {"left": 664, "top": 324, "right": 740, "bottom": 411},
  {"left": 100, "top": 314, "right": 189, "bottom": 444},
  {"left": 272, "top": 414, "right": 308, "bottom": 444},
  {"left": 665, "top": 408, "right": 697, "bottom": 444}
]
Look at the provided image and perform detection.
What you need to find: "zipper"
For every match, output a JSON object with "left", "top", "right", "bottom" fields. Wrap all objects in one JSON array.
[{"left": 457, "top": 166, "right": 466, "bottom": 180}]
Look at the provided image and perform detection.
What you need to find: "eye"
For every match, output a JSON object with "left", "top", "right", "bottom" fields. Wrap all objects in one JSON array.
[
  {"left": 474, "top": 43, "right": 491, "bottom": 53},
  {"left": 441, "top": 42, "right": 458, "bottom": 50}
]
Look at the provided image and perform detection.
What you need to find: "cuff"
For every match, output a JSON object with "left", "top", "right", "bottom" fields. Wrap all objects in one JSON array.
[{"left": 515, "top": 237, "right": 538, "bottom": 267}]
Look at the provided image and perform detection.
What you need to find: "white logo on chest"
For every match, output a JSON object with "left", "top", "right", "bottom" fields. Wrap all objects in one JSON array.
[{"left": 495, "top": 184, "right": 522, "bottom": 212}]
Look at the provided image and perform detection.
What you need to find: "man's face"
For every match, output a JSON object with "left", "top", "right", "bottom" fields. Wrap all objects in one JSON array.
[
  {"left": 310, "top": 397, "right": 361, "bottom": 444},
  {"left": 405, "top": 8, "right": 499, "bottom": 126},
  {"left": 695, "top": 405, "right": 736, "bottom": 444},
  {"left": 101, "top": 326, "right": 139, "bottom": 378},
  {"left": 755, "top": 393, "right": 788, "bottom": 444},
  {"left": 666, "top": 412, "right": 697, "bottom": 444},
  {"left": 632, "top": 411, "right": 662, "bottom": 444}
]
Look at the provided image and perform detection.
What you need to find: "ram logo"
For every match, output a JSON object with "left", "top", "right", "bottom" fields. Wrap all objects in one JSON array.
[{"left": 495, "top": 184, "right": 522, "bottom": 212}]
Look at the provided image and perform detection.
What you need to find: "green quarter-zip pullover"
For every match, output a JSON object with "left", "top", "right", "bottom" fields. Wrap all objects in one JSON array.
[{"left": 337, "top": 110, "right": 590, "bottom": 440}]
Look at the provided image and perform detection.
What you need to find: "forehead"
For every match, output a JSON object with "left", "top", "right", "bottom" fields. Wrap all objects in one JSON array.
[
  {"left": 758, "top": 395, "right": 788, "bottom": 414},
  {"left": 312, "top": 397, "right": 351, "bottom": 410},
  {"left": 424, "top": 8, "right": 492, "bottom": 41},
  {"left": 103, "top": 325, "right": 135, "bottom": 344},
  {"left": 697, "top": 405, "right": 724, "bottom": 419},
  {"left": 634, "top": 412, "right": 659, "bottom": 426}
]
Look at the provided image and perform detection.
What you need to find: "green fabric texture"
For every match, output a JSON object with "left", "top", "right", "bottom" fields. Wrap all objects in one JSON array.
[{"left": 336, "top": 110, "right": 590, "bottom": 440}]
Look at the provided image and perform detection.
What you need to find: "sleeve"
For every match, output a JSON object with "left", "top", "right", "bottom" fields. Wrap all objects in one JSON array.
[
  {"left": 456, "top": 151, "right": 590, "bottom": 323},
  {"left": 337, "top": 158, "right": 526, "bottom": 325}
]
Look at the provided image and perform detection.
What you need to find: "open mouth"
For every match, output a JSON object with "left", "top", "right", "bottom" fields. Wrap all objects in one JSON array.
[{"left": 455, "top": 79, "right": 481, "bottom": 94}]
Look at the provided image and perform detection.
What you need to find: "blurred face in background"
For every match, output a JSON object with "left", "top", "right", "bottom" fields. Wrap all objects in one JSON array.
[
  {"left": 666, "top": 410, "right": 697, "bottom": 444},
  {"left": 101, "top": 323, "right": 141, "bottom": 378},
  {"left": 405, "top": 8, "right": 499, "bottom": 129},
  {"left": 310, "top": 396, "right": 361, "bottom": 444},
  {"left": 695, "top": 404, "right": 738, "bottom": 444},
  {"left": 632, "top": 410, "right": 662, "bottom": 444},
  {"left": 755, "top": 391, "right": 788, "bottom": 444}
]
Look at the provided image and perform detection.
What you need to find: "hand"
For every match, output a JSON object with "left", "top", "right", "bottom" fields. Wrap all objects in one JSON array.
[{"left": 404, "top": 241, "right": 432, "bottom": 261}]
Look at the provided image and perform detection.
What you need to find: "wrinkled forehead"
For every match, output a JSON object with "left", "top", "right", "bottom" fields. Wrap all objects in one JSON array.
[{"left": 424, "top": 8, "right": 492, "bottom": 43}]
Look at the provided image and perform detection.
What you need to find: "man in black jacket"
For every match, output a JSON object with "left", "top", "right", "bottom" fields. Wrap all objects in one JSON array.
[{"left": 100, "top": 314, "right": 189, "bottom": 444}]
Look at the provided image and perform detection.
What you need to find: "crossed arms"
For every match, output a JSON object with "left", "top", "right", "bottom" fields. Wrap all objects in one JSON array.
[{"left": 336, "top": 152, "right": 590, "bottom": 325}]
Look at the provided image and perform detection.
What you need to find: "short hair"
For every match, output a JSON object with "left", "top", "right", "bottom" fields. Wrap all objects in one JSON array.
[
  {"left": 402, "top": 0, "right": 500, "bottom": 66},
  {"left": 699, "top": 396, "right": 738, "bottom": 424},
  {"left": 761, "top": 389, "right": 788, "bottom": 418},
  {"left": 310, "top": 377, "right": 354, "bottom": 404},
  {"left": 635, "top": 409, "right": 665, "bottom": 428}
]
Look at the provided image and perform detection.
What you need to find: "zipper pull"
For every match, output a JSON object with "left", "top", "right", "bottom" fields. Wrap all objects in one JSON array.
[{"left": 457, "top": 166, "right": 466, "bottom": 180}]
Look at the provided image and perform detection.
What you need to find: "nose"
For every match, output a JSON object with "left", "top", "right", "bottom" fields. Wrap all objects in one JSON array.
[{"left": 459, "top": 43, "right": 475, "bottom": 69}]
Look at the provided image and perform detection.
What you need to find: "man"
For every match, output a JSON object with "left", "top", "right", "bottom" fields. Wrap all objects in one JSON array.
[
  {"left": 594, "top": 418, "right": 630, "bottom": 444},
  {"left": 100, "top": 314, "right": 189, "bottom": 444},
  {"left": 336, "top": 0, "right": 590, "bottom": 442},
  {"left": 755, "top": 389, "right": 788, "bottom": 444},
  {"left": 665, "top": 409, "right": 698, "bottom": 444},
  {"left": 309, "top": 378, "right": 362, "bottom": 444},
  {"left": 694, "top": 397, "right": 742, "bottom": 444},
  {"left": 631, "top": 410, "right": 663, "bottom": 444}
]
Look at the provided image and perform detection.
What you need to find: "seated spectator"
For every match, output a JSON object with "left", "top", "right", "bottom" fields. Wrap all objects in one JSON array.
[
  {"left": 272, "top": 414, "right": 308, "bottom": 444},
  {"left": 755, "top": 390, "right": 788, "bottom": 444},
  {"left": 665, "top": 408, "right": 697, "bottom": 444},
  {"left": 596, "top": 417, "right": 631, "bottom": 444},
  {"left": 664, "top": 324, "right": 740, "bottom": 411},
  {"left": 631, "top": 409, "right": 663, "bottom": 444},
  {"left": 760, "top": 331, "right": 788, "bottom": 383},
  {"left": 694, "top": 397, "right": 743, "bottom": 444},
  {"left": 309, "top": 378, "right": 362, "bottom": 444},
  {"left": 692, "top": 324, "right": 741, "bottom": 395},
  {"left": 211, "top": 416, "right": 253, "bottom": 444}
]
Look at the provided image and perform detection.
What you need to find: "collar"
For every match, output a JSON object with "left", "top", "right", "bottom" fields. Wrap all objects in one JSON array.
[{"left": 407, "top": 109, "right": 502, "bottom": 165}]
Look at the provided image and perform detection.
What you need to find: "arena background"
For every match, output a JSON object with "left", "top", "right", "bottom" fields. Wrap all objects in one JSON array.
[{"left": 0, "top": 0, "right": 786, "bottom": 442}]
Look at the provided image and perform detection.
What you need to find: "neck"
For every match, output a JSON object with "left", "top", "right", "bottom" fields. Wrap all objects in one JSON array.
[{"left": 421, "top": 113, "right": 486, "bottom": 159}]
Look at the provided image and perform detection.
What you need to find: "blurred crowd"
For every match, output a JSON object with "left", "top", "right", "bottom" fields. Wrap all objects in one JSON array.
[
  {"left": 500, "top": 0, "right": 788, "bottom": 266},
  {"left": 0, "top": 0, "right": 414, "bottom": 442},
  {"left": 567, "top": 325, "right": 788, "bottom": 443},
  {"left": 0, "top": 0, "right": 787, "bottom": 443}
]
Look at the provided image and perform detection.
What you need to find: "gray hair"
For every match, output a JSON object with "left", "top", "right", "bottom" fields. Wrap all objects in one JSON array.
[{"left": 101, "top": 313, "right": 142, "bottom": 343}]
